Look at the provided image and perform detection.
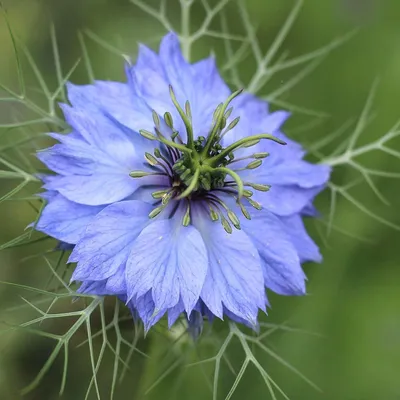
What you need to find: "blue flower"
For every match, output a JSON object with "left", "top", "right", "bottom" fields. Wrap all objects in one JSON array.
[{"left": 35, "top": 32, "right": 330, "bottom": 331}]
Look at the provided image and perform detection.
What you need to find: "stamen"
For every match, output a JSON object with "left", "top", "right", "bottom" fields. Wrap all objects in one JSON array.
[
  {"left": 243, "top": 189, "right": 253, "bottom": 197},
  {"left": 130, "top": 170, "right": 167, "bottom": 178},
  {"left": 245, "top": 160, "right": 262, "bottom": 170},
  {"left": 144, "top": 152, "right": 159, "bottom": 166},
  {"left": 185, "top": 101, "right": 192, "bottom": 121},
  {"left": 254, "top": 152, "right": 269, "bottom": 159},
  {"left": 237, "top": 200, "right": 251, "bottom": 220},
  {"left": 140, "top": 129, "right": 192, "bottom": 154},
  {"left": 162, "top": 190, "right": 174, "bottom": 205},
  {"left": 203, "top": 194, "right": 240, "bottom": 231},
  {"left": 152, "top": 189, "right": 169, "bottom": 199},
  {"left": 247, "top": 198, "right": 262, "bottom": 210},
  {"left": 227, "top": 210, "right": 241, "bottom": 230},
  {"left": 149, "top": 205, "right": 166, "bottom": 218},
  {"left": 224, "top": 107, "right": 234, "bottom": 120},
  {"left": 152, "top": 110, "right": 161, "bottom": 129},
  {"left": 220, "top": 116, "right": 240, "bottom": 139},
  {"left": 246, "top": 183, "right": 271, "bottom": 192},
  {"left": 182, "top": 201, "right": 191, "bottom": 226},
  {"left": 208, "top": 204, "right": 219, "bottom": 221},
  {"left": 212, "top": 103, "right": 223, "bottom": 124},
  {"left": 164, "top": 112, "right": 174, "bottom": 129},
  {"left": 221, "top": 215, "right": 233, "bottom": 234},
  {"left": 154, "top": 148, "right": 171, "bottom": 167}
]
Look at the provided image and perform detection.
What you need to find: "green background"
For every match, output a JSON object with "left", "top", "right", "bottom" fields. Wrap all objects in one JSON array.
[{"left": 1, "top": 0, "right": 400, "bottom": 399}]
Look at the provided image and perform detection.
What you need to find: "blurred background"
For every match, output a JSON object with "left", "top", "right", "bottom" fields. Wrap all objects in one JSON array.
[{"left": 0, "top": 0, "right": 400, "bottom": 399}]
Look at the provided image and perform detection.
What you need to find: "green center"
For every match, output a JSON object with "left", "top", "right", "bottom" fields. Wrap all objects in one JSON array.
[{"left": 129, "top": 86, "right": 286, "bottom": 232}]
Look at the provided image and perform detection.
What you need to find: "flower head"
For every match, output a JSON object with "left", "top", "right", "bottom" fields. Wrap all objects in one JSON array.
[{"left": 36, "top": 33, "right": 330, "bottom": 331}]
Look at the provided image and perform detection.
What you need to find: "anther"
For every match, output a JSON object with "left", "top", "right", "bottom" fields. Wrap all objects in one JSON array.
[
  {"left": 221, "top": 215, "right": 233, "bottom": 234},
  {"left": 182, "top": 202, "right": 191, "bottom": 226},
  {"left": 246, "top": 183, "right": 271, "bottom": 192},
  {"left": 152, "top": 110, "right": 160, "bottom": 128},
  {"left": 209, "top": 205, "right": 219, "bottom": 221},
  {"left": 164, "top": 112, "right": 174, "bottom": 129},
  {"left": 247, "top": 198, "right": 262, "bottom": 210},
  {"left": 227, "top": 210, "right": 241, "bottom": 230},
  {"left": 149, "top": 205, "right": 165, "bottom": 218},
  {"left": 130, "top": 170, "right": 166, "bottom": 178},
  {"left": 237, "top": 201, "right": 251, "bottom": 220},
  {"left": 253, "top": 152, "right": 269, "bottom": 159},
  {"left": 246, "top": 160, "right": 262, "bottom": 170},
  {"left": 152, "top": 190, "right": 169, "bottom": 199},
  {"left": 145, "top": 152, "right": 159, "bottom": 166}
]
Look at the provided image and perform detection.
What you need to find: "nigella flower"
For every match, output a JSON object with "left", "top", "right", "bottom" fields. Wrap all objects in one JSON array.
[{"left": 35, "top": 33, "right": 330, "bottom": 332}]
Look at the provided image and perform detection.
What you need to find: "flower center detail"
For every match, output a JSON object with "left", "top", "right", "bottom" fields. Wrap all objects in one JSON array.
[{"left": 129, "top": 86, "right": 286, "bottom": 233}]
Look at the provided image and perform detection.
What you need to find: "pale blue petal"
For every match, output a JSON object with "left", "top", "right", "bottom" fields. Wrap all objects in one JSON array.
[
  {"left": 43, "top": 172, "right": 138, "bottom": 206},
  {"left": 70, "top": 200, "right": 152, "bottom": 281},
  {"left": 245, "top": 161, "right": 331, "bottom": 189},
  {"left": 36, "top": 193, "right": 103, "bottom": 244},
  {"left": 167, "top": 300, "right": 185, "bottom": 328},
  {"left": 59, "top": 104, "right": 147, "bottom": 165},
  {"left": 241, "top": 208, "right": 307, "bottom": 295},
  {"left": 66, "top": 81, "right": 154, "bottom": 132},
  {"left": 105, "top": 264, "right": 127, "bottom": 295},
  {"left": 280, "top": 214, "right": 322, "bottom": 263},
  {"left": 126, "top": 219, "right": 208, "bottom": 314},
  {"left": 192, "top": 206, "right": 265, "bottom": 324},
  {"left": 77, "top": 280, "right": 108, "bottom": 296},
  {"left": 129, "top": 291, "right": 166, "bottom": 333},
  {"left": 251, "top": 184, "right": 326, "bottom": 217}
]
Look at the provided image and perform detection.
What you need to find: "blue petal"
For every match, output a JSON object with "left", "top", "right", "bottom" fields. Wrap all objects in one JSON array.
[
  {"left": 43, "top": 171, "right": 137, "bottom": 206},
  {"left": 66, "top": 81, "right": 154, "bottom": 132},
  {"left": 252, "top": 184, "right": 326, "bottom": 217},
  {"left": 159, "top": 33, "right": 193, "bottom": 104},
  {"left": 187, "top": 311, "right": 203, "bottom": 340},
  {"left": 127, "top": 43, "right": 170, "bottom": 109},
  {"left": 105, "top": 263, "right": 127, "bottom": 295},
  {"left": 77, "top": 280, "right": 108, "bottom": 296},
  {"left": 36, "top": 193, "right": 103, "bottom": 244},
  {"left": 129, "top": 291, "right": 166, "bottom": 333},
  {"left": 241, "top": 208, "right": 307, "bottom": 295},
  {"left": 223, "top": 307, "right": 260, "bottom": 332},
  {"left": 127, "top": 33, "right": 230, "bottom": 140},
  {"left": 280, "top": 214, "right": 322, "bottom": 263},
  {"left": 192, "top": 206, "right": 265, "bottom": 324},
  {"left": 59, "top": 104, "right": 148, "bottom": 166},
  {"left": 167, "top": 299, "right": 185, "bottom": 328},
  {"left": 39, "top": 126, "right": 167, "bottom": 206},
  {"left": 126, "top": 219, "right": 208, "bottom": 314},
  {"left": 248, "top": 161, "right": 331, "bottom": 189},
  {"left": 222, "top": 98, "right": 304, "bottom": 167},
  {"left": 70, "top": 200, "right": 152, "bottom": 281},
  {"left": 55, "top": 241, "right": 75, "bottom": 251},
  {"left": 37, "top": 132, "right": 104, "bottom": 176}
]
